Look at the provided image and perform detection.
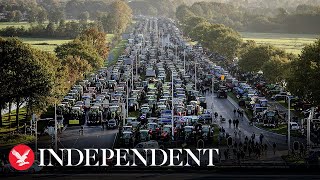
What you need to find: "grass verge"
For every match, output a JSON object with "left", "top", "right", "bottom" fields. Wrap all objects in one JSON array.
[
  {"left": 256, "top": 124, "right": 303, "bottom": 137},
  {"left": 0, "top": 107, "right": 30, "bottom": 133},
  {"left": 0, "top": 134, "right": 35, "bottom": 147},
  {"left": 105, "top": 39, "right": 127, "bottom": 66}
]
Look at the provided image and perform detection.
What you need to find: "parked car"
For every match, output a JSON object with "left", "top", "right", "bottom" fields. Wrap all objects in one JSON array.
[
  {"left": 290, "top": 122, "right": 300, "bottom": 130},
  {"left": 108, "top": 119, "right": 117, "bottom": 129}
]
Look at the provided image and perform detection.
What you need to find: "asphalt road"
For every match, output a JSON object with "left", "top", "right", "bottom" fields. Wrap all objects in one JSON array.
[{"left": 206, "top": 92, "right": 306, "bottom": 151}]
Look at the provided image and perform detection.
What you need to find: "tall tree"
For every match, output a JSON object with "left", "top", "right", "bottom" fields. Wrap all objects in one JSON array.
[
  {"left": 287, "top": 39, "right": 320, "bottom": 105},
  {"left": 0, "top": 37, "right": 54, "bottom": 129}
]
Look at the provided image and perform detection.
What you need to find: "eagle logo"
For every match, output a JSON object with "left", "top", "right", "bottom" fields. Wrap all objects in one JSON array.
[{"left": 9, "top": 144, "right": 34, "bottom": 171}]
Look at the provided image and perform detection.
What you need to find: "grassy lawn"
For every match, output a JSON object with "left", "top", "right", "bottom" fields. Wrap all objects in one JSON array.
[
  {"left": 240, "top": 32, "right": 319, "bottom": 54},
  {"left": 0, "top": 22, "right": 33, "bottom": 29},
  {"left": 20, "top": 37, "right": 72, "bottom": 52},
  {"left": 256, "top": 124, "right": 302, "bottom": 137},
  {"left": 0, "top": 107, "right": 30, "bottom": 133},
  {"left": 0, "top": 134, "right": 35, "bottom": 146},
  {"left": 105, "top": 39, "right": 127, "bottom": 66}
]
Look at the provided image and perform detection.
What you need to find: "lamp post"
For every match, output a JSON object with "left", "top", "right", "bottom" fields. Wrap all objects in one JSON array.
[
  {"left": 183, "top": 49, "right": 186, "bottom": 76},
  {"left": 171, "top": 71, "right": 174, "bottom": 141},
  {"left": 126, "top": 78, "right": 129, "bottom": 118},
  {"left": 54, "top": 103, "right": 57, "bottom": 153},
  {"left": 131, "top": 59, "right": 134, "bottom": 89},
  {"left": 195, "top": 58, "right": 197, "bottom": 91},
  {"left": 175, "top": 45, "right": 178, "bottom": 61}
]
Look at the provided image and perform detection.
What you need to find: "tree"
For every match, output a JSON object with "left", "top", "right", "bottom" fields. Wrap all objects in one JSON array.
[
  {"left": 239, "top": 45, "right": 279, "bottom": 73},
  {"left": 37, "top": 8, "right": 48, "bottom": 24},
  {"left": 102, "top": 0, "right": 132, "bottom": 34},
  {"left": 184, "top": 16, "right": 207, "bottom": 37},
  {"left": 79, "top": 11, "right": 90, "bottom": 23},
  {"left": 55, "top": 39, "right": 104, "bottom": 69},
  {"left": 78, "top": 27, "right": 109, "bottom": 59},
  {"left": 176, "top": 5, "right": 195, "bottom": 24},
  {"left": 0, "top": 37, "right": 54, "bottom": 129},
  {"left": 13, "top": 10, "right": 23, "bottom": 22},
  {"left": 262, "top": 55, "right": 289, "bottom": 84},
  {"left": 287, "top": 39, "right": 320, "bottom": 105}
]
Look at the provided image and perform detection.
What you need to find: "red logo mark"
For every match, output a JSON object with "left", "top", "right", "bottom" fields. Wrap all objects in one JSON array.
[{"left": 9, "top": 144, "right": 34, "bottom": 171}]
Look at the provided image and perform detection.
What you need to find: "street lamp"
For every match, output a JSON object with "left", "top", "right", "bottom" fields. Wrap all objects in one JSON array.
[
  {"left": 287, "top": 96, "right": 291, "bottom": 154},
  {"left": 175, "top": 45, "right": 178, "bottom": 61},
  {"left": 171, "top": 71, "right": 175, "bottom": 141},
  {"left": 131, "top": 59, "right": 134, "bottom": 89},
  {"left": 183, "top": 49, "right": 186, "bottom": 76},
  {"left": 54, "top": 103, "right": 58, "bottom": 153},
  {"left": 126, "top": 78, "right": 129, "bottom": 119},
  {"left": 194, "top": 57, "right": 197, "bottom": 91}
]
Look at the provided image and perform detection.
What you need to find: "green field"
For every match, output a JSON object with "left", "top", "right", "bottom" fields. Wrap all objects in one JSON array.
[
  {"left": 241, "top": 32, "right": 319, "bottom": 54},
  {"left": 23, "top": 34, "right": 114, "bottom": 52},
  {"left": 0, "top": 22, "right": 34, "bottom": 29},
  {"left": 20, "top": 38, "right": 72, "bottom": 52}
]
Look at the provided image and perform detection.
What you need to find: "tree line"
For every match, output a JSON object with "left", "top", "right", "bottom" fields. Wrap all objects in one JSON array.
[
  {"left": 0, "top": 1, "right": 132, "bottom": 38},
  {"left": 176, "top": 8, "right": 320, "bottom": 107},
  {"left": 176, "top": 2, "right": 320, "bottom": 34},
  {"left": 0, "top": 26, "right": 109, "bottom": 128}
]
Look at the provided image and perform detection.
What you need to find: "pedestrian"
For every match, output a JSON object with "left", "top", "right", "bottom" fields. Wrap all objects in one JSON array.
[
  {"left": 251, "top": 132, "right": 255, "bottom": 141},
  {"left": 233, "top": 109, "right": 236, "bottom": 116},
  {"left": 273, "top": 142, "right": 277, "bottom": 155},
  {"left": 228, "top": 119, "right": 232, "bottom": 128},
  {"left": 235, "top": 119, "right": 239, "bottom": 129},
  {"left": 245, "top": 136, "right": 248, "bottom": 142},
  {"left": 259, "top": 133, "right": 264, "bottom": 144},
  {"left": 233, "top": 119, "right": 236, "bottom": 128}
]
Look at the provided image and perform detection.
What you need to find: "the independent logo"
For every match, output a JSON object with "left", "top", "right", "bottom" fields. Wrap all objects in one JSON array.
[{"left": 9, "top": 144, "right": 34, "bottom": 171}]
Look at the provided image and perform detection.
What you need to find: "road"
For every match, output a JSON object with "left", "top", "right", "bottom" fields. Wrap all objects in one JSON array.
[{"left": 206, "top": 92, "right": 306, "bottom": 152}]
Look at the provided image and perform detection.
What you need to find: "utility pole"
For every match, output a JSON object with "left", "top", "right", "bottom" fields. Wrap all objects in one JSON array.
[
  {"left": 131, "top": 60, "right": 134, "bottom": 89},
  {"left": 33, "top": 114, "right": 37, "bottom": 160},
  {"left": 212, "top": 77, "right": 214, "bottom": 94},
  {"left": 175, "top": 45, "right": 178, "bottom": 61},
  {"left": 287, "top": 96, "right": 291, "bottom": 154},
  {"left": 307, "top": 107, "right": 314, "bottom": 148},
  {"left": 126, "top": 78, "right": 129, "bottom": 118},
  {"left": 195, "top": 58, "right": 197, "bottom": 91},
  {"left": 135, "top": 50, "right": 138, "bottom": 80},
  {"left": 54, "top": 103, "right": 58, "bottom": 153},
  {"left": 183, "top": 49, "right": 186, "bottom": 76},
  {"left": 171, "top": 71, "right": 174, "bottom": 141}
]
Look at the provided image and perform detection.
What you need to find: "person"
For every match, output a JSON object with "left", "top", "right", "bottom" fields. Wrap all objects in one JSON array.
[
  {"left": 273, "top": 142, "right": 277, "bottom": 155},
  {"left": 259, "top": 133, "right": 264, "bottom": 144},
  {"left": 235, "top": 119, "right": 239, "bottom": 129},
  {"left": 251, "top": 132, "right": 255, "bottom": 141}
]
